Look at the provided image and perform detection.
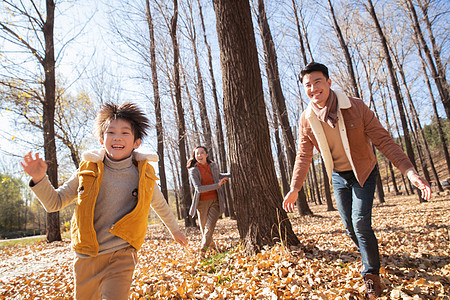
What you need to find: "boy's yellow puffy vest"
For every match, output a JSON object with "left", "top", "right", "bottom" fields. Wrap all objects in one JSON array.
[{"left": 70, "top": 159, "right": 158, "bottom": 256}]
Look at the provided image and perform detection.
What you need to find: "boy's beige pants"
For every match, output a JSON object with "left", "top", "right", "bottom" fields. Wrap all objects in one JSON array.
[
  {"left": 197, "top": 198, "right": 220, "bottom": 250},
  {"left": 73, "top": 245, "right": 137, "bottom": 300}
]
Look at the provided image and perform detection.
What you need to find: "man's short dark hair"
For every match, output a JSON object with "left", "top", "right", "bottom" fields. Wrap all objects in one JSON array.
[{"left": 299, "top": 62, "right": 329, "bottom": 83}]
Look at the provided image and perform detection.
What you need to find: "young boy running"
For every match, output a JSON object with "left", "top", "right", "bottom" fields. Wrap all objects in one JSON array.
[{"left": 21, "top": 102, "right": 187, "bottom": 299}]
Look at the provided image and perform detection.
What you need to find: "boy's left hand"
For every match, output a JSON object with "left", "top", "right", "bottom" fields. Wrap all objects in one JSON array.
[{"left": 172, "top": 231, "right": 188, "bottom": 246}]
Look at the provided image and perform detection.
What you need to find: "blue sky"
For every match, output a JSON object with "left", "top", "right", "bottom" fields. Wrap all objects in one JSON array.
[{"left": 1, "top": 0, "right": 448, "bottom": 180}]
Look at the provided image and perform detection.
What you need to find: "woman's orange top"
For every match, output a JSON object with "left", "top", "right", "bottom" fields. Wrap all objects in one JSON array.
[{"left": 197, "top": 162, "right": 218, "bottom": 201}]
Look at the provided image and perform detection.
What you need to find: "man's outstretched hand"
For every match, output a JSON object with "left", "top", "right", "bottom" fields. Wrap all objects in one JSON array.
[
  {"left": 283, "top": 188, "right": 299, "bottom": 212},
  {"left": 409, "top": 173, "right": 432, "bottom": 201}
]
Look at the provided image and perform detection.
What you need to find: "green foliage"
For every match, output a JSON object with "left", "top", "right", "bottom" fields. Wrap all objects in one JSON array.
[
  {"left": 0, "top": 174, "right": 26, "bottom": 233},
  {"left": 200, "top": 251, "right": 231, "bottom": 274},
  {"left": 422, "top": 117, "right": 449, "bottom": 149},
  {"left": 0, "top": 173, "right": 75, "bottom": 239}
]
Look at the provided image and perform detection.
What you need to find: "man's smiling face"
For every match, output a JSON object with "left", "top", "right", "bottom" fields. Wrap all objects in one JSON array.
[
  {"left": 100, "top": 118, "right": 141, "bottom": 161},
  {"left": 302, "top": 71, "right": 332, "bottom": 108}
]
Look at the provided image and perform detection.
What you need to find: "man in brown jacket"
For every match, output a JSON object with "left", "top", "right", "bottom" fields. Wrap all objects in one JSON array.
[{"left": 283, "top": 62, "right": 431, "bottom": 299}]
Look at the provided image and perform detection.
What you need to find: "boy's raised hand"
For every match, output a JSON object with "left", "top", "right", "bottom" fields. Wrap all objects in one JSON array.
[{"left": 20, "top": 151, "right": 47, "bottom": 184}]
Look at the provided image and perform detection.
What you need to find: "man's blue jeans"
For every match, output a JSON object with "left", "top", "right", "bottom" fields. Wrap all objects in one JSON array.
[{"left": 332, "top": 166, "right": 380, "bottom": 277}]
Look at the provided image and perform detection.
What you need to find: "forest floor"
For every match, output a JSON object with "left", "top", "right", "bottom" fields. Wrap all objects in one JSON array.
[{"left": 0, "top": 194, "right": 448, "bottom": 299}]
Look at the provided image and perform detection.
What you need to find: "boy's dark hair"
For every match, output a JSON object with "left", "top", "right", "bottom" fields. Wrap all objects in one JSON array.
[
  {"left": 299, "top": 62, "right": 329, "bottom": 83},
  {"left": 94, "top": 102, "right": 150, "bottom": 141}
]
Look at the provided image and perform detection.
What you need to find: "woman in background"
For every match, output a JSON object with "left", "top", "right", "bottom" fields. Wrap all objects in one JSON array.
[{"left": 187, "top": 146, "right": 230, "bottom": 256}]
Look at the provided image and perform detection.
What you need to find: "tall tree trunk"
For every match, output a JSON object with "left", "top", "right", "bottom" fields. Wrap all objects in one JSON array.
[
  {"left": 256, "top": 0, "right": 312, "bottom": 216},
  {"left": 316, "top": 157, "right": 323, "bottom": 200},
  {"left": 170, "top": 0, "right": 194, "bottom": 227},
  {"left": 306, "top": 172, "right": 315, "bottom": 204},
  {"left": 291, "top": 0, "right": 308, "bottom": 66},
  {"left": 186, "top": 1, "right": 214, "bottom": 158},
  {"left": 169, "top": 63, "right": 187, "bottom": 220},
  {"left": 196, "top": 0, "right": 234, "bottom": 218},
  {"left": 417, "top": 0, "right": 450, "bottom": 116},
  {"left": 368, "top": 89, "right": 385, "bottom": 203},
  {"left": 366, "top": 0, "right": 422, "bottom": 201},
  {"left": 291, "top": 0, "right": 314, "bottom": 63},
  {"left": 146, "top": 0, "right": 168, "bottom": 200},
  {"left": 213, "top": 0, "right": 300, "bottom": 253},
  {"left": 417, "top": 0, "right": 446, "bottom": 80},
  {"left": 387, "top": 88, "right": 411, "bottom": 195},
  {"left": 272, "top": 109, "right": 290, "bottom": 196},
  {"left": 291, "top": 0, "right": 313, "bottom": 110},
  {"left": 180, "top": 62, "right": 201, "bottom": 146},
  {"left": 372, "top": 144, "right": 385, "bottom": 204},
  {"left": 320, "top": 157, "right": 334, "bottom": 211},
  {"left": 407, "top": 114, "right": 431, "bottom": 183},
  {"left": 412, "top": 21, "right": 450, "bottom": 176},
  {"left": 380, "top": 90, "right": 400, "bottom": 195},
  {"left": 405, "top": 0, "right": 450, "bottom": 120},
  {"left": 395, "top": 59, "right": 443, "bottom": 191},
  {"left": 327, "top": 0, "right": 360, "bottom": 98},
  {"left": 168, "top": 146, "right": 181, "bottom": 220},
  {"left": 290, "top": 0, "right": 315, "bottom": 214},
  {"left": 359, "top": 57, "right": 385, "bottom": 203},
  {"left": 310, "top": 158, "right": 322, "bottom": 205},
  {"left": 388, "top": 161, "right": 400, "bottom": 195},
  {"left": 43, "top": 0, "right": 61, "bottom": 243}
]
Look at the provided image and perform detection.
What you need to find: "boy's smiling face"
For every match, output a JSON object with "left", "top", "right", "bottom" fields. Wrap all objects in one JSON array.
[{"left": 100, "top": 118, "right": 141, "bottom": 161}]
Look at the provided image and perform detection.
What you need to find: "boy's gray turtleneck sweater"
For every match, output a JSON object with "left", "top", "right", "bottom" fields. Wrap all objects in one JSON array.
[{"left": 30, "top": 150, "right": 180, "bottom": 257}]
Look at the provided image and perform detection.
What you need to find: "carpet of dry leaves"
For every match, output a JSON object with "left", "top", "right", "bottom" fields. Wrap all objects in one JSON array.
[{"left": 0, "top": 194, "right": 448, "bottom": 299}]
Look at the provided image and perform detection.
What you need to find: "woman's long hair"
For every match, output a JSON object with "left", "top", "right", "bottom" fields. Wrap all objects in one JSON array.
[{"left": 186, "top": 146, "right": 212, "bottom": 168}]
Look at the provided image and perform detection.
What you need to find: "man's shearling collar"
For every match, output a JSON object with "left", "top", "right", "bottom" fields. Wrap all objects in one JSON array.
[
  {"left": 305, "top": 90, "right": 351, "bottom": 119},
  {"left": 81, "top": 148, "right": 159, "bottom": 163}
]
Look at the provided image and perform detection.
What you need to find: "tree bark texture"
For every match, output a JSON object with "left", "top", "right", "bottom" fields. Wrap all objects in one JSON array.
[
  {"left": 368, "top": 95, "right": 385, "bottom": 203},
  {"left": 366, "top": 0, "right": 422, "bottom": 201},
  {"left": 213, "top": 0, "right": 299, "bottom": 253},
  {"left": 43, "top": 0, "right": 61, "bottom": 242},
  {"left": 180, "top": 63, "right": 201, "bottom": 146},
  {"left": 291, "top": 0, "right": 308, "bottom": 66},
  {"left": 168, "top": 147, "right": 182, "bottom": 220},
  {"left": 170, "top": 0, "right": 194, "bottom": 226},
  {"left": 380, "top": 93, "right": 400, "bottom": 195},
  {"left": 196, "top": 0, "right": 235, "bottom": 218},
  {"left": 411, "top": 12, "right": 450, "bottom": 176},
  {"left": 386, "top": 88, "right": 413, "bottom": 195},
  {"left": 320, "top": 157, "right": 334, "bottom": 211},
  {"left": 327, "top": 0, "right": 360, "bottom": 98},
  {"left": 310, "top": 159, "right": 322, "bottom": 205},
  {"left": 417, "top": 0, "right": 450, "bottom": 120},
  {"left": 256, "top": 0, "right": 312, "bottom": 216},
  {"left": 186, "top": 2, "right": 214, "bottom": 158},
  {"left": 405, "top": 0, "right": 450, "bottom": 120},
  {"left": 272, "top": 109, "right": 290, "bottom": 196},
  {"left": 397, "top": 62, "right": 442, "bottom": 191},
  {"left": 146, "top": 0, "right": 168, "bottom": 200}
]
